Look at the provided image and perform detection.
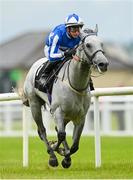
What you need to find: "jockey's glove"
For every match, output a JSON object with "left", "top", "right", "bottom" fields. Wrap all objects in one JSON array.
[{"left": 64, "top": 49, "right": 76, "bottom": 58}]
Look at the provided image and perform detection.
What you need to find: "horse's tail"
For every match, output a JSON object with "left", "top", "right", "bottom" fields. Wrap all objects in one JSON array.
[{"left": 13, "top": 87, "right": 29, "bottom": 107}]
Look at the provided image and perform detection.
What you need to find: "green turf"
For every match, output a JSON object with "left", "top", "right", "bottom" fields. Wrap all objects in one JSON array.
[{"left": 0, "top": 136, "right": 133, "bottom": 179}]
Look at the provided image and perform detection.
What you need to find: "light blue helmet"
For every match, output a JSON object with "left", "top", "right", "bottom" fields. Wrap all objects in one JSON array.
[{"left": 65, "top": 13, "right": 84, "bottom": 28}]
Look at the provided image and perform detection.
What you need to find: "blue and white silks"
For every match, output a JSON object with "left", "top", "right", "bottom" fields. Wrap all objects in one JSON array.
[{"left": 44, "top": 24, "right": 81, "bottom": 62}]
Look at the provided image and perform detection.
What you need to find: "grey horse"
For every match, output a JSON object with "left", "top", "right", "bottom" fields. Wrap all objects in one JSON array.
[{"left": 23, "top": 27, "right": 109, "bottom": 168}]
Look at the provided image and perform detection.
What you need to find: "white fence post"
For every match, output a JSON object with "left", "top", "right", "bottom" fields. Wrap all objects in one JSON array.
[
  {"left": 4, "top": 104, "right": 12, "bottom": 134},
  {"left": 22, "top": 105, "right": 29, "bottom": 167},
  {"left": 101, "top": 98, "right": 111, "bottom": 133},
  {"left": 93, "top": 96, "right": 101, "bottom": 167},
  {"left": 124, "top": 97, "right": 133, "bottom": 132}
]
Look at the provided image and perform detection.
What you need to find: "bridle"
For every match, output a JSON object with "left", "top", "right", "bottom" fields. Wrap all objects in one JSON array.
[
  {"left": 84, "top": 48, "right": 104, "bottom": 65},
  {"left": 79, "top": 33, "right": 105, "bottom": 65},
  {"left": 83, "top": 44, "right": 105, "bottom": 74}
]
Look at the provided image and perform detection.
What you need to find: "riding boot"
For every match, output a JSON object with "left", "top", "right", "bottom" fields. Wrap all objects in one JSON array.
[
  {"left": 39, "top": 61, "right": 54, "bottom": 85},
  {"left": 90, "top": 77, "right": 94, "bottom": 91},
  {"left": 38, "top": 61, "right": 59, "bottom": 91}
]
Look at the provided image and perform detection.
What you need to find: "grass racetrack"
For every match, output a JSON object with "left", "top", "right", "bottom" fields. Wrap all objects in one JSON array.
[{"left": 0, "top": 136, "right": 133, "bottom": 179}]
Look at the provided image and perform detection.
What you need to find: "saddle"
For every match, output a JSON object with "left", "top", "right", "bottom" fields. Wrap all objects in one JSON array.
[{"left": 35, "top": 57, "right": 70, "bottom": 97}]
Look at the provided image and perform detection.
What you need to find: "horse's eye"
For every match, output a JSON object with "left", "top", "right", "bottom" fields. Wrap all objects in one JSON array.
[{"left": 86, "top": 43, "right": 91, "bottom": 48}]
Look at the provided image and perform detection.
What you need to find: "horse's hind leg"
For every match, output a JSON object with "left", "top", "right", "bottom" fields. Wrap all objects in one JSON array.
[{"left": 29, "top": 96, "right": 58, "bottom": 167}]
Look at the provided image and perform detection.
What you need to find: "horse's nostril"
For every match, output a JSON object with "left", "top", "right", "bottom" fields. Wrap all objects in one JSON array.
[
  {"left": 98, "top": 62, "right": 108, "bottom": 72},
  {"left": 98, "top": 62, "right": 105, "bottom": 67}
]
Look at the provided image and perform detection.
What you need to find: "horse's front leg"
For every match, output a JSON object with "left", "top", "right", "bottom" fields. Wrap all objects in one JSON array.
[
  {"left": 60, "top": 140, "right": 72, "bottom": 168},
  {"left": 49, "top": 126, "right": 70, "bottom": 156},
  {"left": 51, "top": 125, "right": 71, "bottom": 168},
  {"left": 59, "top": 119, "right": 85, "bottom": 168},
  {"left": 70, "top": 118, "right": 85, "bottom": 155},
  {"left": 57, "top": 117, "right": 85, "bottom": 168},
  {"left": 53, "top": 107, "right": 66, "bottom": 151},
  {"left": 29, "top": 97, "right": 58, "bottom": 167}
]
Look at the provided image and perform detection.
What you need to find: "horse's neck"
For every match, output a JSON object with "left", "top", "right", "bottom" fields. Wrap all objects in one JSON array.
[{"left": 68, "top": 57, "right": 90, "bottom": 91}]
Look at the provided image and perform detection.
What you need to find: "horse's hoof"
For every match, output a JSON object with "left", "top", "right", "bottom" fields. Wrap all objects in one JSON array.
[
  {"left": 61, "top": 157, "right": 71, "bottom": 168},
  {"left": 49, "top": 156, "right": 58, "bottom": 167}
]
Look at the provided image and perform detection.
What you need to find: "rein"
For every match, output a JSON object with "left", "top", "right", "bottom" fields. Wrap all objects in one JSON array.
[
  {"left": 58, "top": 60, "right": 88, "bottom": 96},
  {"left": 67, "top": 60, "right": 90, "bottom": 92}
]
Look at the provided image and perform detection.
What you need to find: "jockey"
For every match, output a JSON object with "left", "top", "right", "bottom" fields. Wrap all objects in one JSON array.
[
  {"left": 38, "top": 13, "right": 94, "bottom": 91},
  {"left": 44, "top": 13, "right": 84, "bottom": 61}
]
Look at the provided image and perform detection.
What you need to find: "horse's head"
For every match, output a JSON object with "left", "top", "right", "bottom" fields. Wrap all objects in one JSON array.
[{"left": 78, "top": 25, "right": 109, "bottom": 73}]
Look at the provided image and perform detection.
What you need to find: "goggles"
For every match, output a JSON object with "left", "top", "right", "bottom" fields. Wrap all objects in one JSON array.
[{"left": 69, "top": 27, "right": 81, "bottom": 33}]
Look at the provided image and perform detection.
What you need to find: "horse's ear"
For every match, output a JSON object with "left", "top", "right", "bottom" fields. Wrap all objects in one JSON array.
[{"left": 94, "top": 24, "right": 98, "bottom": 35}]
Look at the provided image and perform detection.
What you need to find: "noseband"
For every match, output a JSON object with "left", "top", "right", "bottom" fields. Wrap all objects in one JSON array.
[{"left": 84, "top": 48, "right": 104, "bottom": 64}]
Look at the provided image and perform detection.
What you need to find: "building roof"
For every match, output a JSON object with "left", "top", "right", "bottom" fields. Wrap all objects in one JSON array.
[
  {"left": 0, "top": 31, "right": 48, "bottom": 70},
  {"left": 0, "top": 31, "right": 133, "bottom": 70}
]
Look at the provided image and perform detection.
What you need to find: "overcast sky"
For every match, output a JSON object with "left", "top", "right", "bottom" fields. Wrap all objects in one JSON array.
[{"left": 0, "top": 0, "right": 133, "bottom": 44}]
